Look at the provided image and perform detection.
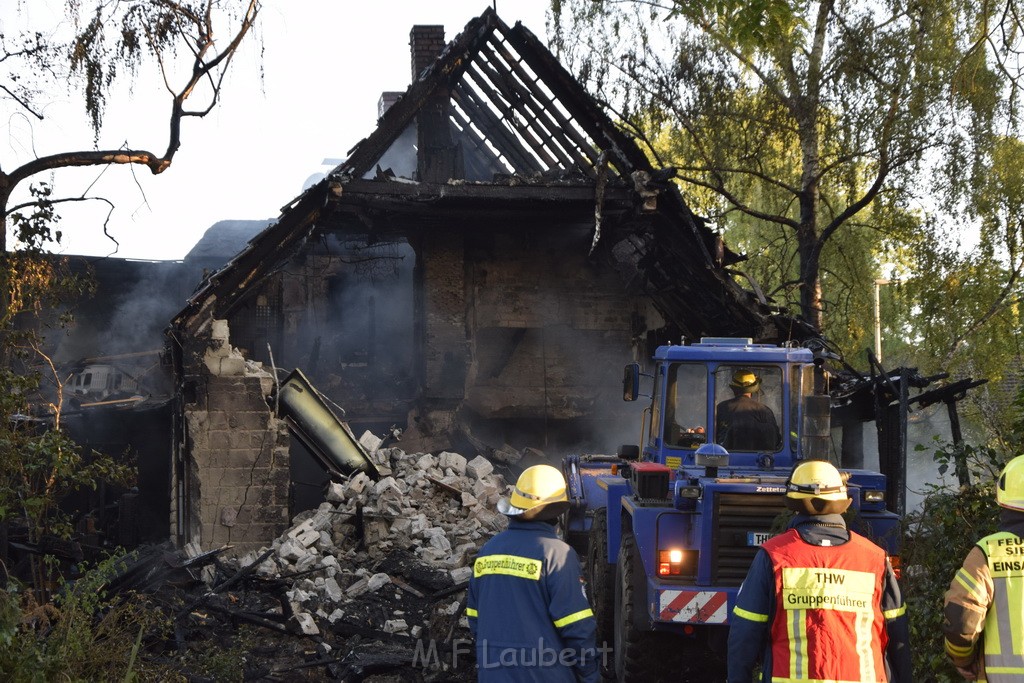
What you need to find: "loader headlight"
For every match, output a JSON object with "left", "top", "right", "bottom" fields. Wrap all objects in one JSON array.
[{"left": 863, "top": 490, "right": 885, "bottom": 503}]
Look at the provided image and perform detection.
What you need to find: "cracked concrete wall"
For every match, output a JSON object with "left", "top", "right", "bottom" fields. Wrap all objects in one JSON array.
[{"left": 179, "top": 317, "right": 291, "bottom": 554}]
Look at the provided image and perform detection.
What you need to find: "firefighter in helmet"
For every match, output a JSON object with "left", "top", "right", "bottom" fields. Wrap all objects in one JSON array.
[
  {"left": 716, "top": 369, "right": 782, "bottom": 451},
  {"left": 942, "top": 454, "right": 1024, "bottom": 681},
  {"left": 727, "top": 460, "right": 912, "bottom": 683},
  {"left": 467, "top": 464, "right": 599, "bottom": 682}
]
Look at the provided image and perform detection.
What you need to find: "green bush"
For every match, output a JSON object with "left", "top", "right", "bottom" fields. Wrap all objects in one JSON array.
[
  {"left": 0, "top": 552, "right": 176, "bottom": 682},
  {"left": 901, "top": 441, "right": 1005, "bottom": 682}
]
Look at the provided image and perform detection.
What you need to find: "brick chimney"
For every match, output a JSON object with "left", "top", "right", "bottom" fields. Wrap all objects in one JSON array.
[
  {"left": 378, "top": 92, "right": 403, "bottom": 119},
  {"left": 410, "top": 25, "right": 445, "bottom": 80},
  {"left": 408, "top": 24, "right": 461, "bottom": 182}
]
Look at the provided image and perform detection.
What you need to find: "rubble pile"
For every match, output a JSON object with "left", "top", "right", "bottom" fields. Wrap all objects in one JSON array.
[{"left": 216, "top": 434, "right": 512, "bottom": 677}]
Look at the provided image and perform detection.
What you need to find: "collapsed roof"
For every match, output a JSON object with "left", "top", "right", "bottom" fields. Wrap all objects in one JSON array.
[{"left": 172, "top": 8, "right": 813, "bottom": 344}]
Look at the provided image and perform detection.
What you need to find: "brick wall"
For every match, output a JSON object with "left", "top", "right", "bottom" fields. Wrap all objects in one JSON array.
[{"left": 422, "top": 231, "right": 470, "bottom": 400}]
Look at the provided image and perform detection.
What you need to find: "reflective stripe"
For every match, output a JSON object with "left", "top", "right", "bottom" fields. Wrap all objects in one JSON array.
[
  {"left": 882, "top": 604, "right": 906, "bottom": 620},
  {"left": 955, "top": 567, "right": 983, "bottom": 600},
  {"left": 945, "top": 639, "right": 975, "bottom": 657},
  {"left": 786, "top": 605, "right": 807, "bottom": 680},
  {"left": 466, "top": 607, "right": 478, "bottom": 618},
  {"left": 552, "top": 608, "right": 593, "bottom": 628},
  {"left": 733, "top": 605, "right": 769, "bottom": 623},
  {"left": 473, "top": 554, "right": 543, "bottom": 580},
  {"left": 854, "top": 604, "right": 877, "bottom": 682}
]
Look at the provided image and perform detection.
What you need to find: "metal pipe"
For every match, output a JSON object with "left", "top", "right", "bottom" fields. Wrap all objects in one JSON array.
[{"left": 874, "top": 278, "right": 891, "bottom": 363}]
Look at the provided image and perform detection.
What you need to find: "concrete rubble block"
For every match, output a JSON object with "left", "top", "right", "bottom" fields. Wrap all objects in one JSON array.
[
  {"left": 373, "top": 476, "right": 402, "bottom": 496},
  {"left": 309, "top": 507, "right": 335, "bottom": 532},
  {"left": 295, "top": 552, "right": 318, "bottom": 574},
  {"left": 389, "top": 516, "right": 413, "bottom": 537},
  {"left": 465, "top": 455, "right": 494, "bottom": 480},
  {"left": 292, "top": 612, "right": 320, "bottom": 635},
  {"left": 460, "top": 492, "right": 478, "bottom": 507},
  {"left": 450, "top": 566, "right": 473, "bottom": 584},
  {"left": 345, "top": 471, "right": 371, "bottom": 498},
  {"left": 364, "top": 520, "right": 390, "bottom": 546},
  {"left": 296, "top": 528, "right": 321, "bottom": 548},
  {"left": 286, "top": 518, "right": 315, "bottom": 540},
  {"left": 427, "top": 533, "right": 453, "bottom": 553},
  {"left": 410, "top": 625, "right": 423, "bottom": 638},
  {"left": 277, "top": 538, "right": 307, "bottom": 563},
  {"left": 367, "top": 572, "right": 391, "bottom": 592},
  {"left": 328, "top": 608, "right": 345, "bottom": 624},
  {"left": 492, "top": 444, "right": 523, "bottom": 465},
  {"left": 383, "top": 619, "right": 408, "bottom": 634},
  {"left": 325, "top": 481, "right": 346, "bottom": 503},
  {"left": 409, "top": 513, "right": 430, "bottom": 536},
  {"left": 359, "top": 430, "right": 383, "bottom": 455},
  {"left": 438, "top": 451, "right": 467, "bottom": 475},
  {"left": 323, "top": 576, "right": 344, "bottom": 603},
  {"left": 320, "top": 554, "right": 341, "bottom": 573},
  {"left": 473, "top": 477, "right": 501, "bottom": 499},
  {"left": 416, "top": 547, "right": 450, "bottom": 565},
  {"left": 415, "top": 454, "right": 437, "bottom": 471},
  {"left": 345, "top": 577, "right": 369, "bottom": 597}
]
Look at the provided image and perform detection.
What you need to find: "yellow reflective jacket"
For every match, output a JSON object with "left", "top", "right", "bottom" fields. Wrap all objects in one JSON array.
[{"left": 943, "top": 531, "right": 1024, "bottom": 683}]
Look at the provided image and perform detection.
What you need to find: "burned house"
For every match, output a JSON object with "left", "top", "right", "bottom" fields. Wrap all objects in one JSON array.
[{"left": 167, "top": 9, "right": 797, "bottom": 554}]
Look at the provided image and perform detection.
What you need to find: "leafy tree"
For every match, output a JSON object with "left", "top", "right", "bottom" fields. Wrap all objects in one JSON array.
[
  {"left": 0, "top": 0, "right": 262, "bottom": 255},
  {"left": 0, "top": 185, "right": 135, "bottom": 597},
  {"left": 550, "top": 0, "right": 1024, "bottom": 338}
]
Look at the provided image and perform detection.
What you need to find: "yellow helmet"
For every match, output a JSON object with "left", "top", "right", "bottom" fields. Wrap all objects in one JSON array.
[
  {"left": 498, "top": 464, "right": 570, "bottom": 521},
  {"left": 785, "top": 460, "right": 851, "bottom": 515},
  {"left": 731, "top": 369, "right": 761, "bottom": 391},
  {"left": 996, "top": 455, "right": 1024, "bottom": 512}
]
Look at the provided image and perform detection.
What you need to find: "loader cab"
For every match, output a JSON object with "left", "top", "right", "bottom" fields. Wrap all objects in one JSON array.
[{"left": 631, "top": 338, "right": 825, "bottom": 469}]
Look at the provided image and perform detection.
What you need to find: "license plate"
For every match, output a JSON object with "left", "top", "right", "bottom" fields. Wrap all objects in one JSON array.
[{"left": 747, "top": 532, "right": 773, "bottom": 546}]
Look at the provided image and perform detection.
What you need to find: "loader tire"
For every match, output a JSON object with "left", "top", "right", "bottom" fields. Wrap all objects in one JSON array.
[
  {"left": 585, "top": 510, "right": 615, "bottom": 679},
  {"left": 613, "top": 532, "right": 682, "bottom": 681}
]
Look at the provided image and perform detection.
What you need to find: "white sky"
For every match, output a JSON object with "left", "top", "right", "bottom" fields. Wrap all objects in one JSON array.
[{"left": 2, "top": 1, "right": 553, "bottom": 260}]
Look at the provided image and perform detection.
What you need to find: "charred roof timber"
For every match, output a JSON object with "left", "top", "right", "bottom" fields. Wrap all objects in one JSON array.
[{"left": 171, "top": 8, "right": 812, "bottom": 351}]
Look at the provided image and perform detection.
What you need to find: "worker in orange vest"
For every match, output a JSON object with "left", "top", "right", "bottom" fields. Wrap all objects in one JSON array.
[{"left": 727, "top": 459, "right": 911, "bottom": 682}]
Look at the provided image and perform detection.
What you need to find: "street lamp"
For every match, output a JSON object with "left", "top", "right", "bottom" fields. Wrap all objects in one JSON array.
[{"left": 873, "top": 278, "right": 893, "bottom": 363}]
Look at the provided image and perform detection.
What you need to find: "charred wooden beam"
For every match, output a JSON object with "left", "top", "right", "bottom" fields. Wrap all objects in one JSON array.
[
  {"left": 465, "top": 57, "right": 589, "bottom": 174},
  {"left": 449, "top": 105, "right": 509, "bottom": 172},
  {"left": 453, "top": 81, "right": 546, "bottom": 174},
  {"left": 484, "top": 33, "right": 602, "bottom": 165}
]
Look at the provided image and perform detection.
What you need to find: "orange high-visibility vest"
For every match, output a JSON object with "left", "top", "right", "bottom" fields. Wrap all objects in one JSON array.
[{"left": 763, "top": 528, "right": 888, "bottom": 683}]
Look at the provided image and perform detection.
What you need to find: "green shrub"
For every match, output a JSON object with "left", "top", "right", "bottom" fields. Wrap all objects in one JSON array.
[
  {"left": 901, "top": 441, "right": 1005, "bottom": 682},
  {"left": 0, "top": 552, "right": 176, "bottom": 682}
]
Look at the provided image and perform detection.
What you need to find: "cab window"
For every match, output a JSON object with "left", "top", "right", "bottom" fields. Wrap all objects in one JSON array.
[
  {"left": 713, "top": 365, "right": 783, "bottom": 452},
  {"left": 663, "top": 363, "right": 708, "bottom": 448}
]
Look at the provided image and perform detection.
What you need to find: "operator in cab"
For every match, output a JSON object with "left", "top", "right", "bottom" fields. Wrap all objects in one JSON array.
[
  {"left": 716, "top": 369, "right": 781, "bottom": 451},
  {"left": 727, "top": 460, "right": 912, "bottom": 683}
]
